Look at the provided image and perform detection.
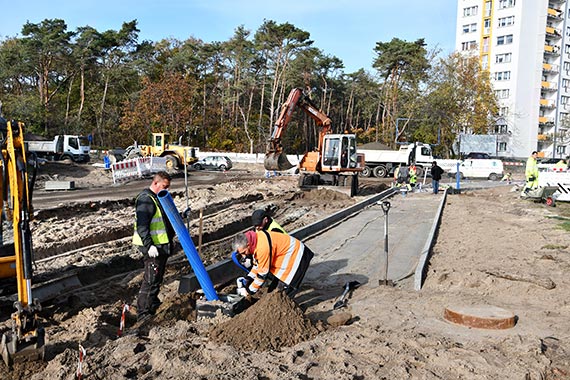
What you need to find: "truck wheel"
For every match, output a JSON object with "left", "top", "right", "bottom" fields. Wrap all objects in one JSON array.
[
  {"left": 373, "top": 165, "right": 387, "bottom": 178},
  {"left": 165, "top": 155, "right": 178, "bottom": 169},
  {"left": 360, "top": 166, "right": 372, "bottom": 177},
  {"left": 488, "top": 173, "right": 498, "bottom": 181}
]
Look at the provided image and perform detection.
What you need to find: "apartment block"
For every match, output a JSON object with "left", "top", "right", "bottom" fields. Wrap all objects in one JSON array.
[{"left": 456, "top": 0, "right": 569, "bottom": 159}]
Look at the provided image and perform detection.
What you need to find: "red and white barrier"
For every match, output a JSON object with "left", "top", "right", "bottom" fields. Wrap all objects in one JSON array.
[{"left": 111, "top": 157, "right": 167, "bottom": 183}]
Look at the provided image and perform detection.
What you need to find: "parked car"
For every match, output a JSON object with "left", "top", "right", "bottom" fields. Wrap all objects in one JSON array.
[
  {"left": 465, "top": 152, "right": 491, "bottom": 159},
  {"left": 448, "top": 158, "right": 503, "bottom": 180},
  {"left": 537, "top": 158, "right": 564, "bottom": 172},
  {"left": 193, "top": 156, "right": 233, "bottom": 171}
]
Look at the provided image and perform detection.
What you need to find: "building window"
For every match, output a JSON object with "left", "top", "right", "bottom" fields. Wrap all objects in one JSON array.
[
  {"left": 485, "top": 1, "right": 492, "bottom": 17},
  {"left": 563, "top": 79, "right": 570, "bottom": 88},
  {"left": 484, "top": 19, "right": 491, "bottom": 34},
  {"left": 556, "top": 145, "right": 567, "bottom": 155},
  {"left": 498, "top": 0, "right": 515, "bottom": 9},
  {"left": 494, "top": 71, "right": 511, "bottom": 80},
  {"left": 461, "top": 40, "right": 477, "bottom": 51},
  {"left": 564, "top": 61, "right": 570, "bottom": 72},
  {"left": 494, "top": 89, "right": 510, "bottom": 99},
  {"left": 497, "top": 34, "right": 513, "bottom": 45},
  {"left": 493, "top": 124, "right": 509, "bottom": 134},
  {"left": 499, "top": 107, "right": 509, "bottom": 116},
  {"left": 496, "top": 53, "right": 512, "bottom": 63},
  {"left": 497, "top": 16, "right": 515, "bottom": 27},
  {"left": 462, "top": 23, "right": 477, "bottom": 33},
  {"left": 498, "top": 142, "right": 507, "bottom": 152},
  {"left": 561, "top": 96, "right": 570, "bottom": 105},
  {"left": 463, "top": 6, "right": 478, "bottom": 16},
  {"left": 481, "top": 55, "right": 489, "bottom": 69}
]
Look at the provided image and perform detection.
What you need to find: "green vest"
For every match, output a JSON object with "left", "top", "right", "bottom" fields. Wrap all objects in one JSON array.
[
  {"left": 133, "top": 193, "right": 169, "bottom": 246},
  {"left": 268, "top": 219, "right": 287, "bottom": 234}
]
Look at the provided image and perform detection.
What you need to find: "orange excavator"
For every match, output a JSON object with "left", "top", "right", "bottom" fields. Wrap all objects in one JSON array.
[
  {"left": 0, "top": 119, "right": 44, "bottom": 366},
  {"left": 264, "top": 88, "right": 364, "bottom": 196}
]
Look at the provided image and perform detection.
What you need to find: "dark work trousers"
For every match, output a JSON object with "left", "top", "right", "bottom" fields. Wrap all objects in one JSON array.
[
  {"left": 285, "top": 246, "right": 314, "bottom": 298},
  {"left": 137, "top": 244, "right": 169, "bottom": 318}
]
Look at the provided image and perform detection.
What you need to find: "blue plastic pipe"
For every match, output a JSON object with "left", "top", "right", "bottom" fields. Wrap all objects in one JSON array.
[
  {"left": 231, "top": 250, "right": 250, "bottom": 273},
  {"left": 157, "top": 189, "right": 219, "bottom": 301}
]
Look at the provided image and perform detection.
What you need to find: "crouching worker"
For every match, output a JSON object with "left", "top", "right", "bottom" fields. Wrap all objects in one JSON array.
[{"left": 232, "top": 230, "right": 314, "bottom": 298}]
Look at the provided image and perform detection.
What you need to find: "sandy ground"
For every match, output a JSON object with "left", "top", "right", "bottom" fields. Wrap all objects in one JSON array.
[{"left": 1, "top": 161, "right": 570, "bottom": 379}]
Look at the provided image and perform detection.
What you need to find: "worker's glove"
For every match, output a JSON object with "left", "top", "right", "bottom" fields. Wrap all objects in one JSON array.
[
  {"left": 180, "top": 207, "right": 191, "bottom": 219},
  {"left": 528, "top": 176, "right": 536, "bottom": 182},
  {"left": 236, "top": 277, "right": 248, "bottom": 289},
  {"left": 236, "top": 287, "right": 248, "bottom": 297},
  {"left": 148, "top": 245, "right": 159, "bottom": 258},
  {"left": 240, "top": 255, "right": 252, "bottom": 269}
]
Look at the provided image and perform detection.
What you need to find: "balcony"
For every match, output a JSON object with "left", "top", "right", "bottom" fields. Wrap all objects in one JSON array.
[
  {"left": 542, "top": 81, "right": 558, "bottom": 91},
  {"left": 543, "top": 62, "right": 559, "bottom": 73},
  {"left": 546, "top": 26, "right": 562, "bottom": 39},
  {"left": 547, "top": 8, "right": 563, "bottom": 20},
  {"left": 539, "top": 116, "right": 555, "bottom": 124},
  {"left": 544, "top": 44, "right": 561, "bottom": 56},
  {"left": 540, "top": 98, "right": 557, "bottom": 108},
  {"left": 538, "top": 134, "right": 553, "bottom": 142}
]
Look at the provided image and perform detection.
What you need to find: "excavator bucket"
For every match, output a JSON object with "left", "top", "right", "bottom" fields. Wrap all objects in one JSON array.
[
  {"left": 264, "top": 152, "right": 295, "bottom": 171},
  {"left": 0, "top": 328, "right": 45, "bottom": 366}
]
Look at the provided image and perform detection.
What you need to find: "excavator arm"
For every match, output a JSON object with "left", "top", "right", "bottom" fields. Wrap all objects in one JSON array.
[
  {"left": 0, "top": 119, "right": 44, "bottom": 366},
  {"left": 265, "top": 88, "right": 332, "bottom": 171}
]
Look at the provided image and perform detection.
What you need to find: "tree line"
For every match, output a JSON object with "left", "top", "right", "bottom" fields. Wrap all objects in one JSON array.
[{"left": 0, "top": 18, "right": 497, "bottom": 157}]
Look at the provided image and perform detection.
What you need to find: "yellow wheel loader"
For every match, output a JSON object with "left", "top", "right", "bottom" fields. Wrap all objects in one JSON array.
[
  {"left": 0, "top": 119, "right": 45, "bottom": 366},
  {"left": 124, "top": 132, "right": 198, "bottom": 170}
]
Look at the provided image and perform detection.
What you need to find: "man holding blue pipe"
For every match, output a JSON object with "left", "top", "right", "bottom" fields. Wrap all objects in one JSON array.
[{"left": 133, "top": 171, "right": 175, "bottom": 322}]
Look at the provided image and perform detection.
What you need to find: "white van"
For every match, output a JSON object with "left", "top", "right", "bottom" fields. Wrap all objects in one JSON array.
[{"left": 447, "top": 159, "right": 503, "bottom": 180}]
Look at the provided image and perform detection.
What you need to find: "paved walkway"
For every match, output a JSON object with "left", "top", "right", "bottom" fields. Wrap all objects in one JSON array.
[{"left": 303, "top": 189, "right": 445, "bottom": 290}]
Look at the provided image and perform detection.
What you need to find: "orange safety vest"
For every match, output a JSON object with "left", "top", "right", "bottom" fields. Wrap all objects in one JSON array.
[{"left": 248, "top": 230, "right": 304, "bottom": 293}]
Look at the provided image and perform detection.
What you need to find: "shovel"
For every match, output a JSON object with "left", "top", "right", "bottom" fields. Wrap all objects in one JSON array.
[{"left": 333, "top": 281, "right": 361, "bottom": 310}]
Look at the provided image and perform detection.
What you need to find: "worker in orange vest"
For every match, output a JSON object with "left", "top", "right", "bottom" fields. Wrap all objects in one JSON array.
[{"left": 232, "top": 230, "right": 314, "bottom": 298}]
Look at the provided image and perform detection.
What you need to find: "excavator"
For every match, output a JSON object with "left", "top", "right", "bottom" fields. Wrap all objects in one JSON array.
[
  {"left": 0, "top": 118, "right": 45, "bottom": 366},
  {"left": 264, "top": 88, "right": 365, "bottom": 196}
]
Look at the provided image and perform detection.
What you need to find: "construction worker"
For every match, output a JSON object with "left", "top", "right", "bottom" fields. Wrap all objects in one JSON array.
[
  {"left": 409, "top": 163, "right": 417, "bottom": 188},
  {"left": 133, "top": 171, "right": 175, "bottom": 322},
  {"left": 232, "top": 230, "right": 314, "bottom": 298},
  {"left": 524, "top": 151, "right": 539, "bottom": 191},
  {"left": 251, "top": 208, "right": 286, "bottom": 234},
  {"left": 430, "top": 161, "right": 444, "bottom": 194}
]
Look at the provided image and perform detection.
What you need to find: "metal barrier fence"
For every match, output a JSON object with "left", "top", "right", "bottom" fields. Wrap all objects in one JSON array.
[{"left": 111, "top": 157, "right": 168, "bottom": 183}]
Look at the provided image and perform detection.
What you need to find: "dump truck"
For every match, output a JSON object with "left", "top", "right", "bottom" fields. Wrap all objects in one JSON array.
[
  {"left": 124, "top": 132, "right": 198, "bottom": 170},
  {"left": 358, "top": 142, "right": 434, "bottom": 178},
  {"left": 25, "top": 135, "right": 90, "bottom": 162}
]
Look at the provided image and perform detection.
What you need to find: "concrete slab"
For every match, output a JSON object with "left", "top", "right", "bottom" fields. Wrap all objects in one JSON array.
[{"left": 303, "top": 189, "right": 445, "bottom": 290}]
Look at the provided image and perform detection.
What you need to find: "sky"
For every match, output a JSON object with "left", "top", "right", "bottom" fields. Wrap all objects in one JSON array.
[{"left": 1, "top": 0, "right": 458, "bottom": 73}]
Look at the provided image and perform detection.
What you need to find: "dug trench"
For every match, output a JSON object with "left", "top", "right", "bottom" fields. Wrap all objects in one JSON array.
[{"left": 0, "top": 171, "right": 389, "bottom": 379}]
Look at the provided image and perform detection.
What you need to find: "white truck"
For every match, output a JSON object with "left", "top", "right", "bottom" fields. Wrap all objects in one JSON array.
[
  {"left": 26, "top": 135, "right": 90, "bottom": 163},
  {"left": 358, "top": 142, "right": 435, "bottom": 178}
]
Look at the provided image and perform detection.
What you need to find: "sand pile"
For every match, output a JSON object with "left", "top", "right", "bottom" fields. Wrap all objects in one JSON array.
[{"left": 210, "top": 291, "right": 318, "bottom": 351}]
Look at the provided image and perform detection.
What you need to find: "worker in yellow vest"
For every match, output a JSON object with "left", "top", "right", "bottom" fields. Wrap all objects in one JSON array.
[
  {"left": 133, "top": 171, "right": 175, "bottom": 322},
  {"left": 409, "top": 164, "right": 417, "bottom": 188},
  {"left": 524, "top": 151, "right": 539, "bottom": 192}
]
